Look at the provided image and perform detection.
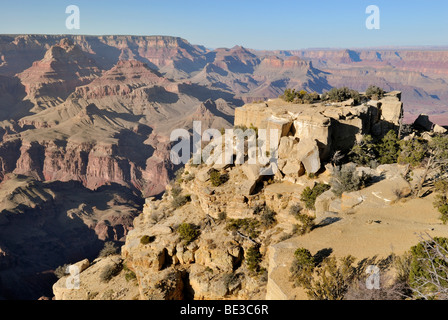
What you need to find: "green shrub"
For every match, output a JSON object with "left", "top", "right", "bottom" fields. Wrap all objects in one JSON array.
[
  {"left": 322, "top": 87, "right": 360, "bottom": 103},
  {"left": 295, "top": 213, "right": 316, "bottom": 235},
  {"left": 125, "top": 270, "right": 137, "bottom": 282},
  {"left": 307, "top": 255, "right": 356, "bottom": 300},
  {"left": 280, "top": 88, "right": 297, "bottom": 102},
  {"left": 260, "top": 207, "right": 277, "bottom": 228},
  {"left": 331, "top": 164, "right": 370, "bottom": 197},
  {"left": 365, "top": 85, "right": 385, "bottom": 100},
  {"left": 301, "top": 183, "right": 331, "bottom": 210},
  {"left": 177, "top": 223, "right": 199, "bottom": 244},
  {"left": 349, "top": 135, "right": 377, "bottom": 166},
  {"left": 409, "top": 237, "right": 448, "bottom": 297},
  {"left": 290, "top": 248, "right": 358, "bottom": 300},
  {"left": 218, "top": 211, "right": 227, "bottom": 221},
  {"left": 209, "top": 169, "right": 229, "bottom": 187},
  {"left": 303, "top": 92, "right": 321, "bottom": 103},
  {"left": 289, "top": 203, "right": 303, "bottom": 219},
  {"left": 98, "top": 242, "right": 118, "bottom": 258},
  {"left": 280, "top": 89, "right": 321, "bottom": 104},
  {"left": 377, "top": 130, "right": 401, "bottom": 165},
  {"left": 140, "top": 235, "right": 155, "bottom": 245},
  {"left": 290, "top": 248, "right": 315, "bottom": 285},
  {"left": 433, "top": 195, "right": 448, "bottom": 224},
  {"left": 398, "top": 138, "right": 427, "bottom": 167},
  {"left": 246, "top": 245, "right": 262, "bottom": 273},
  {"left": 100, "top": 263, "right": 123, "bottom": 282},
  {"left": 393, "top": 252, "right": 413, "bottom": 284},
  {"left": 280, "top": 88, "right": 306, "bottom": 103},
  {"left": 123, "top": 264, "right": 137, "bottom": 282},
  {"left": 226, "top": 218, "right": 260, "bottom": 239},
  {"left": 172, "top": 193, "right": 191, "bottom": 208},
  {"left": 171, "top": 185, "right": 182, "bottom": 197},
  {"left": 434, "top": 178, "right": 448, "bottom": 194}
]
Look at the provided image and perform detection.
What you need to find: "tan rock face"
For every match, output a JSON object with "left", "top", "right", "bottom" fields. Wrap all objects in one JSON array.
[
  {"left": 117, "top": 183, "right": 266, "bottom": 300},
  {"left": 234, "top": 96, "right": 403, "bottom": 178},
  {"left": 53, "top": 256, "right": 140, "bottom": 301},
  {"left": 296, "top": 139, "right": 321, "bottom": 174},
  {"left": 17, "top": 39, "right": 102, "bottom": 111}
]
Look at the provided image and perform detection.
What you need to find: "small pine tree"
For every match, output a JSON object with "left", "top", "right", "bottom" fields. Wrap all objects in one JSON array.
[
  {"left": 246, "top": 245, "right": 262, "bottom": 273},
  {"left": 301, "top": 183, "right": 331, "bottom": 210},
  {"left": 349, "top": 135, "right": 376, "bottom": 166},
  {"left": 377, "top": 130, "right": 401, "bottom": 164},
  {"left": 433, "top": 195, "right": 448, "bottom": 224},
  {"left": 398, "top": 138, "right": 427, "bottom": 167}
]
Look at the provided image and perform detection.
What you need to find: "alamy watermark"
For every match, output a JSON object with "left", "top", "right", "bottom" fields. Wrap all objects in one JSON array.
[
  {"left": 366, "top": 265, "right": 381, "bottom": 290},
  {"left": 170, "top": 121, "right": 279, "bottom": 175},
  {"left": 65, "top": 265, "right": 80, "bottom": 290},
  {"left": 366, "top": 5, "right": 380, "bottom": 30},
  {"left": 66, "top": 5, "right": 80, "bottom": 30}
]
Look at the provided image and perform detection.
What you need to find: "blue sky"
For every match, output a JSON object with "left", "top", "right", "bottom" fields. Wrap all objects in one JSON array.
[{"left": 0, "top": 0, "right": 447, "bottom": 50}]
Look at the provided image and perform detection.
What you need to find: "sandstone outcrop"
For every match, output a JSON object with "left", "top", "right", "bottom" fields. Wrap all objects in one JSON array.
[
  {"left": 414, "top": 114, "right": 447, "bottom": 134},
  {"left": 234, "top": 94, "right": 403, "bottom": 178},
  {"left": 17, "top": 39, "right": 102, "bottom": 112}
]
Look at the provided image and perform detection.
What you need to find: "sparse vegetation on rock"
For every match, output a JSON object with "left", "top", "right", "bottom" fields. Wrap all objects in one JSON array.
[
  {"left": 290, "top": 248, "right": 400, "bottom": 300},
  {"left": 209, "top": 169, "right": 229, "bottom": 187},
  {"left": 98, "top": 242, "right": 119, "bottom": 258},
  {"left": 365, "top": 85, "right": 385, "bottom": 100},
  {"left": 140, "top": 235, "right": 155, "bottom": 245},
  {"left": 377, "top": 130, "right": 401, "bottom": 165},
  {"left": 321, "top": 87, "right": 361, "bottom": 104},
  {"left": 226, "top": 218, "right": 260, "bottom": 239},
  {"left": 245, "top": 245, "right": 262, "bottom": 274},
  {"left": 408, "top": 236, "right": 448, "bottom": 299},
  {"left": 433, "top": 195, "right": 448, "bottom": 224},
  {"left": 172, "top": 194, "right": 191, "bottom": 208},
  {"left": 330, "top": 164, "right": 370, "bottom": 197},
  {"left": 54, "top": 264, "right": 70, "bottom": 279},
  {"left": 349, "top": 135, "right": 377, "bottom": 166},
  {"left": 280, "top": 89, "right": 321, "bottom": 104},
  {"left": 177, "top": 223, "right": 200, "bottom": 244},
  {"left": 398, "top": 137, "right": 427, "bottom": 167},
  {"left": 100, "top": 262, "right": 123, "bottom": 282},
  {"left": 301, "top": 183, "right": 331, "bottom": 210},
  {"left": 260, "top": 207, "right": 277, "bottom": 228}
]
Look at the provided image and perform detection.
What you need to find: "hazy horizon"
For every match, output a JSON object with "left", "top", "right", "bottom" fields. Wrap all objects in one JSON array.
[
  {"left": 2, "top": 33, "right": 448, "bottom": 52},
  {"left": 0, "top": 0, "right": 447, "bottom": 50}
]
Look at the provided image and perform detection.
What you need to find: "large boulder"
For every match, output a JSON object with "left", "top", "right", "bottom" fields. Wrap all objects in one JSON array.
[
  {"left": 380, "top": 97, "right": 403, "bottom": 126},
  {"left": 296, "top": 139, "right": 321, "bottom": 174},
  {"left": 434, "top": 124, "right": 447, "bottom": 134},
  {"left": 241, "top": 163, "right": 262, "bottom": 182},
  {"left": 239, "top": 179, "right": 258, "bottom": 196},
  {"left": 278, "top": 136, "right": 297, "bottom": 159},
  {"left": 414, "top": 114, "right": 434, "bottom": 131},
  {"left": 266, "top": 115, "right": 293, "bottom": 144},
  {"left": 314, "top": 190, "right": 337, "bottom": 217},
  {"left": 293, "top": 113, "right": 332, "bottom": 159},
  {"left": 281, "top": 160, "right": 305, "bottom": 177}
]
